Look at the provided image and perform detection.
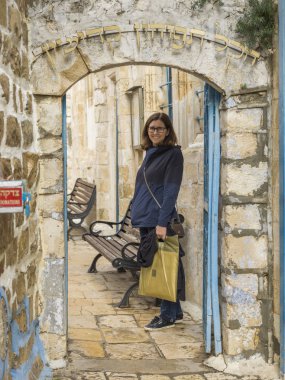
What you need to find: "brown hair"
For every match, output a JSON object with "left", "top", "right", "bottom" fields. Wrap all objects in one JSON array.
[{"left": 141, "top": 112, "right": 178, "bottom": 150}]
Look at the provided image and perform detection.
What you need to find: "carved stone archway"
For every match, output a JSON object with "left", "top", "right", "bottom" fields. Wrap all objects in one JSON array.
[{"left": 32, "top": 25, "right": 270, "bottom": 366}]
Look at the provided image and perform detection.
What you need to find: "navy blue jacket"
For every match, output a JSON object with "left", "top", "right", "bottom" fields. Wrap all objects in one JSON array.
[{"left": 131, "top": 145, "right": 183, "bottom": 228}]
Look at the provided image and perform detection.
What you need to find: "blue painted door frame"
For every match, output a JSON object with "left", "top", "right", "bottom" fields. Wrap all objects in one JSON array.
[{"left": 203, "top": 83, "right": 222, "bottom": 355}]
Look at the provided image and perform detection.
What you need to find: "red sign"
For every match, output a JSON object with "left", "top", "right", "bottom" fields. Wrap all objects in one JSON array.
[{"left": 0, "top": 181, "right": 23, "bottom": 213}]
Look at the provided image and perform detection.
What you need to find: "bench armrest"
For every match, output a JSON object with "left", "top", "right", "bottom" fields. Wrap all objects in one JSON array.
[
  {"left": 121, "top": 242, "right": 140, "bottom": 260},
  {"left": 89, "top": 220, "right": 122, "bottom": 235}
]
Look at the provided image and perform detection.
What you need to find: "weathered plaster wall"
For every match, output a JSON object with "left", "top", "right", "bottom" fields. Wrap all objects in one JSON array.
[{"left": 0, "top": 0, "right": 51, "bottom": 378}]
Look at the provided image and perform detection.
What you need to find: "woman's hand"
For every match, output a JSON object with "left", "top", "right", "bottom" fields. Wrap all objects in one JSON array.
[{"left": 156, "top": 225, "right": 167, "bottom": 240}]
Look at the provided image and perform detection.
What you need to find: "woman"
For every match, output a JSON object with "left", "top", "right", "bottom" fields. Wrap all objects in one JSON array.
[{"left": 131, "top": 112, "right": 185, "bottom": 331}]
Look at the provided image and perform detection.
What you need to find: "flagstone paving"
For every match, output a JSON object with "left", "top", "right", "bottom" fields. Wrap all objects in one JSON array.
[{"left": 53, "top": 239, "right": 267, "bottom": 380}]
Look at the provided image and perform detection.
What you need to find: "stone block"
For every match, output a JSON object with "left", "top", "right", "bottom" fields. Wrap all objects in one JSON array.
[
  {"left": 37, "top": 193, "right": 63, "bottom": 217},
  {"left": 222, "top": 324, "right": 259, "bottom": 355},
  {"left": 6, "top": 116, "right": 21, "bottom": 147},
  {"left": 8, "top": 5, "right": 22, "bottom": 38},
  {"left": 222, "top": 205, "right": 262, "bottom": 232},
  {"left": 41, "top": 296, "right": 65, "bottom": 334},
  {"left": 35, "top": 96, "right": 62, "bottom": 137},
  {"left": 15, "top": 308, "right": 28, "bottom": 333},
  {"left": 0, "top": 214, "right": 13, "bottom": 251},
  {"left": 221, "top": 273, "right": 258, "bottom": 305},
  {"left": 12, "top": 272, "right": 26, "bottom": 304},
  {"left": 28, "top": 355, "right": 44, "bottom": 380},
  {"left": 38, "top": 137, "right": 62, "bottom": 155},
  {"left": 31, "top": 49, "right": 89, "bottom": 96},
  {"left": 22, "top": 152, "right": 39, "bottom": 189},
  {"left": 13, "top": 157, "right": 22, "bottom": 180},
  {"left": 17, "top": 227, "right": 29, "bottom": 261},
  {"left": 0, "top": 158, "right": 12, "bottom": 179},
  {"left": 221, "top": 133, "right": 258, "bottom": 160},
  {"left": 40, "top": 333, "right": 66, "bottom": 361},
  {"left": 221, "top": 235, "right": 268, "bottom": 270},
  {"left": 96, "top": 138, "right": 107, "bottom": 153},
  {"left": 0, "top": 74, "right": 10, "bottom": 103},
  {"left": 5, "top": 237, "right": 18, "bottom": 267},
  {"left": 0, "top": 0, "right": 7, "bottom": 27},
  {"left": 221, "top": 162, "right": 268, "bottom": 197},
  {"left": 42, "top": 258, "right": 64, "bottom": 298},
  {"left": 21, "top": 51, "right": 29, "bottom": 80},
  {"left": 21, "top": 119, "right": 33, "bottom": 148},
  {"left": 25, "top": 93, "right": 33, "bottom": 115},
  {"left": 40, "top": 259, "right": 65, "bottom": 334},
  {"left": 221, "top": 108, "right": 264, "bottom": 133},
  {"left": 222, "top": 301, "right": 262, "bottom": 328},
  {"left": 38, "top": 158, "right": 63, "bottom": 194},
  {"left": 40, "top": 218, "right": 64, "bottom": 259},
  {"left": 0, "top": 111, "right": 4, "bottom": 143}
]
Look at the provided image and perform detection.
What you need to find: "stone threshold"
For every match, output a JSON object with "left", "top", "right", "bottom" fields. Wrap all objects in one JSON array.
[{"left": 62, "top": 358, "right": 213, "bottom": 375}]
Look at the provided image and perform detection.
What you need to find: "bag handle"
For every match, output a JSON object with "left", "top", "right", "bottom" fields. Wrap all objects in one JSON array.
[{"left": 143, "top": 167, "right": 182, "bottom": 223}]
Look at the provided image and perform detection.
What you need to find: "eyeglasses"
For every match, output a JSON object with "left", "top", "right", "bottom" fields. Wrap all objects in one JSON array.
[{"left": 148, "top": 126, "right": 166, "bottom": 134}]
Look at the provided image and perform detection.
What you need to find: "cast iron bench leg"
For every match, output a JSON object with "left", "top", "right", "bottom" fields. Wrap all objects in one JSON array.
[
  {"left": 88, "top": 253, "right": 102, "bottom": 273},
  {"left": 117, "top": 281, "right": 139, "bottom": 308}
]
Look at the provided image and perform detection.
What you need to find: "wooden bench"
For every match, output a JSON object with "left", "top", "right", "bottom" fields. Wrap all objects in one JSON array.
[
  {"left": 83, "top": 201, "right": 141, "bottom": 307},
  {"left": 67, "top": 178, "right": 96, "bottom": 239}
]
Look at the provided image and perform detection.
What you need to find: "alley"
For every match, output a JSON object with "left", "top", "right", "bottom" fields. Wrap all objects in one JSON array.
[{"left": 53, "top": 239, "right": 266, "bottom": 380}]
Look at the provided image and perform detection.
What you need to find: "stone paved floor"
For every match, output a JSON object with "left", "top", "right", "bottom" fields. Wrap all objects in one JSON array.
[{"left": 53, "top": 239, "right": 270, "bottom": 380}]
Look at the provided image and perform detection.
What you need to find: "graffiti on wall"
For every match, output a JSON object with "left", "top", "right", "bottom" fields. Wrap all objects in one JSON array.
[{"left": 0, "top": 288, "right": 52, "bottom": 380}]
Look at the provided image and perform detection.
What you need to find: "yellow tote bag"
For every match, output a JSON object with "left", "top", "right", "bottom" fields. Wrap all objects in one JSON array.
[{"left": 138, "top": 235, "right": 179, "bottom": 302}]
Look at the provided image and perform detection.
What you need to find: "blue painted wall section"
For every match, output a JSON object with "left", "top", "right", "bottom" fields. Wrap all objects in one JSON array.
[{"left": 0, "top": 288, "right": 52, "bottom": 380}]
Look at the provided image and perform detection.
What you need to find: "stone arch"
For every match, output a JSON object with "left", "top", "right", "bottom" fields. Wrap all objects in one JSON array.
[{"left": 33, "top": 28, "right": 270, "bottom": 366}]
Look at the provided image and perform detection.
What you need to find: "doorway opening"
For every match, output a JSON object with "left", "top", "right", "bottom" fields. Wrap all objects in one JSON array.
[{"left": 63, "top": 64, "right": 221, "bottom": 369}]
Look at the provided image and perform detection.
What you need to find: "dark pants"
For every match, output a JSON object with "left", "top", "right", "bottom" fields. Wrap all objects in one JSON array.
[{"left": 139, "top": 226, "right": 185, "bottom": 322}]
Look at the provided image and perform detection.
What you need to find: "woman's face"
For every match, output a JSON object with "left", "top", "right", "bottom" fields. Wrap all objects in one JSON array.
[{"left": 147, "top": 119, "right": 169, "bottom": 146}]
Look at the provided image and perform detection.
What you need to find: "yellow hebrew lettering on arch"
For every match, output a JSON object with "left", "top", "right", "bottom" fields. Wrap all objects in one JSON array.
[
  {"left": 171, "top": 26, "right": 187, "bottom": 49},
  {"left": 248, "top": 49, "right": 260, "bottom": 65},
  {"left": 85, "top": 27, "right": 104, "bottom": 43},
  {"left": 77, "top": 31, "right": 86, "bottom": 40},
  {"left": 48, "top": 41, "right": 57, "bottom": 49},
  {"left": 103, "top": 25, "right": 122, "bottom": 47},
  {"left": 166, "top": 25, "right": 175, "bottom": 40},
  {"left": 134, "top": 23, "right": 142, "bottom": 48},
  {"left": 146, "top": 24, "right": 166, "bottom": 41},
  {"left": 148, "top": 24, "right": 166, "bottom": 40},
  {"left": 41, "top": 42, "right": 56, "bottom": 70},
  {"left": 214, "top": 34, "right": 229, "bottom": 52},
  {"left": 190, "top": 29, "right": 205, "bottom": 46},
  {"left": 55, "top": 38, "right": 64, "bottom": 47},
  {"left": 64, "top": 36, "right": 79, "bottom": 54},
  {"left": 228, "top": 39, "right": 246, "bottom": 60}
]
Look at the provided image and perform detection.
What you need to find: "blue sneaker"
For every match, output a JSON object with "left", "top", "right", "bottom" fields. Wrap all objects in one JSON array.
[{"left": 144, "top": 316, "right": 175, "bottom": 331}]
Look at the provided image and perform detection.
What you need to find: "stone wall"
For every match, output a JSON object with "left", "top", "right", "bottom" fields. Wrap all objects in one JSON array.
[
  {"left": 220, "top": 92, "right": 271, "bottom": 357},
  {"left": 0, "top": 0, "right": 51, "bottom": 378}
]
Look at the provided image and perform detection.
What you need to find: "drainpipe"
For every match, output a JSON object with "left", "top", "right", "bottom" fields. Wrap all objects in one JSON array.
[
  {"left": 115, "top": 81, "right": 119, "bottom": 225},
  {"left": 166, "top": 67, "right": 173, "bottom": 121},
  {"left": 279, "top": 0, "right": 285, "bottom": 377},
  {"left": 62, "top": 94, "right": 68, "bottom": 338}
]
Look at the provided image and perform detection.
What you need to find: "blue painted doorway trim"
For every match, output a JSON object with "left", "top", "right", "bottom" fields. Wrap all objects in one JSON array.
[
  {"left": 279, "top": 0, "right": 285, "bottom": 375},
  {"left": 203, "top": 83, "right": 222, "bottom": 355},
  {"left": 62, "top": 95, "right": 68, "bottom": 336}
]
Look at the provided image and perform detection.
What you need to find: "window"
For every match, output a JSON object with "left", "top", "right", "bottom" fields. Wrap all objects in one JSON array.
[{"left": 126, "top": 86, "right": 144, "bottom": 149}]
